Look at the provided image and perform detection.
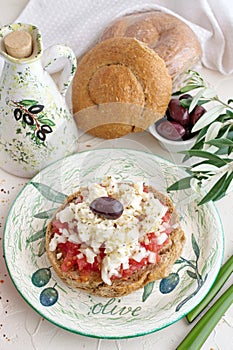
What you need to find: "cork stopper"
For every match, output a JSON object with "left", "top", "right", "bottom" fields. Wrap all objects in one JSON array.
[{"left": 3, "top": 30, "right": 32, "bottom": 58}]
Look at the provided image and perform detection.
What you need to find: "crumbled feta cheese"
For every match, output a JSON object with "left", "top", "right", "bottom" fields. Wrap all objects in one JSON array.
[
  {"left": 56, "top": 252, "right": 63, "bottom": 260},
  {"left": 56, "top": 205, "right": 74, "bottom": 223},
  {"left": 68, "top": 233, "right": 81, "bottom": 244},
  {"left": 132, "top": 247, "right": 147, "bottom": 262},
  {"left": 148, "top": 251, "right": 156, "bottom": 264},
  {"left": 62, "top": 228, "right": 70, "bottom": 237},
  {"left": 87, "top": 183, "right": 108, "bottom": 203},
  {"left": 50, "top": 176, "right": 171, "bottom": 284},
  {"left": 49, "top": 233, "right": 67, "bottom": 251},
  {"left": 156, "top": 232, "right": 168, "bottom": 245},
  {"left": 134, "top": 182, "right": 146, "bottom": 198},
  {"left": 79, "top": 247, "right": 96, "bottom": 264},
  {"left": 100, "top": 176, "right": 117, "bottom": 195},
  {"left": 102, "top": 244, "right": 136, "bottom": 285}
]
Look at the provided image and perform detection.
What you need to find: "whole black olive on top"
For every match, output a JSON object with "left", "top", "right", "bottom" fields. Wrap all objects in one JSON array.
[{"left": 90, "top": 197, "right": 124, "bottom": 220}]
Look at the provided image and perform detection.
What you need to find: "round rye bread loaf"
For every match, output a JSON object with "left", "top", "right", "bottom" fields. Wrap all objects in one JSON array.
[
  {"left": 72, "top": 37, "right": 172, "bottom": 139},
  {"left": 99, "top": 11, "right": 202, "bottom": 89}
]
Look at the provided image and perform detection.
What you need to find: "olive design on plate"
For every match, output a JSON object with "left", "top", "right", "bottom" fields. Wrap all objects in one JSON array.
[
  {"left": 40, "top": 285, "right": 58, "bottom": 307},
  {"left": 31, "top": 267, "right": 59, "bottom": 307},
  {"left": 32, "top": 267, "right": 51, "bottom": 287},
  {"left": 159, "top": 272, "right": 180, "bottom": 293},
  {"left": 90, "top": 196, "right": 124, "bottom": 219}
]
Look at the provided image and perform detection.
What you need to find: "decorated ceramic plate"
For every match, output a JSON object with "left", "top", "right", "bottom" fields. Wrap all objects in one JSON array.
[{"left": 4, "top": 149, "right": 223, "bottom": 339}]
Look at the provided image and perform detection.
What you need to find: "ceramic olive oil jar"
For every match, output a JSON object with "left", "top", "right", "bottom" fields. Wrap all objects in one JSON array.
[{"left": 0, "top": 23, "right": 78, "bottom": 177}]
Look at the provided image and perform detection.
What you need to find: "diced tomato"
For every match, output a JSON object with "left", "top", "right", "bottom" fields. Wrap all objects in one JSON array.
[
  {"left": 141, "top": 232, "right": 158, "bottom": 252},
  {"left": 57, "top": 240, "right": 102, "bottom": 275},
  {"left": 92, "top": 258, "right": 100, "bottom": 271},
  {"left": 162, "top": 209, "right": 171, "bottom": 222},
  {"left": 149, "top": 233, "right": 158, "bottom": 251},
  {"left": 74, "top": 195, "right": 83, "bottom": 204},
  {"left": 130, "top": 257, "right": 148, "bottom": 270},
  {"left": 99, "top": 247, "right": 105, "bottom": 260},
  {"left": 58, "top": 241, "right": 80, "bottom": 272},
  {"left": 61, "top": 251, "right": 76, "bottom": 272},
  {"left": 76, "top": 256, "right": 89, "bottom": 271},
  {"left": 58, "top": 241, "right": 80, "bottom": 255},
  {"left": 119, "top": 257, "right": 148, "bottom": 279}
]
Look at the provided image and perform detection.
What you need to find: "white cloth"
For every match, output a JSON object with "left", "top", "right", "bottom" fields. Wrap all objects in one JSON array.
[{"left": 15, "top": 0, "right": 233, "bottom": 75}]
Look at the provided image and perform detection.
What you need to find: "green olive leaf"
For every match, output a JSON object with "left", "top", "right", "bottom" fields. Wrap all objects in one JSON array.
[
  {"left": 212, "top": 171, "right": 233, "bottom": 201},
  {"left": 168, "top": 70, "right": 233, "bottom": 205},
  {"left": 31, "top": 182, "right": 68, "bottom": 203},
  {"left": 192, "top": 234, "right": 200, "bottom": 261},
  {"left": 26, "top": 227, "right": 46, "bottom": 244},
  {"left": 180, "top": 98, "right": 192, "bottom": 108},
  {"left": 38, "top": 119, "right": 56, "bottom": 126},
  {"left": 180, "top": 84, "right": 203, "bottom": 93},
  {"left": 192, "top": 105, "right": 225, "bottom": 132},
  {"left": 38, "top": 237, "right": 46, "bottom": 257},
  {"left": 181, "top": 150, "right": 227, "bottom": 165},
  {"left": 34, "top": 208, "right": 58, "bottom": 219},
  {"left": 19, "top": 99, "right": 38, "bottom": 106},
  {"left": 206, "top": 138, "right": 233, "bottom": 148},
  {"left": 198, "top": 171, "right": 229, "bottom": 205},
  {"left": 191, "top": 163, "right": 219, "bottom": 173},
  {"left": 167, "top": 176, "right": 192, "bottom": 191},
  {"left": 189, "top": 88, "right": 205, "bottom": 113},
  {"left": 142, "top": 281, "right": 155, "bottom": 302},
  {"left": 187, "top": 270, "right": 198, "bottom": 279},
  {"left": 203, "top": 122, "right": 223, "bottom": 147}
]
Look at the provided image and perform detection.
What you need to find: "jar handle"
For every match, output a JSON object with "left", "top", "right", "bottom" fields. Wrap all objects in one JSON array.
[{"left": 42, "top": 44, "right": 77, "bottom": 96}]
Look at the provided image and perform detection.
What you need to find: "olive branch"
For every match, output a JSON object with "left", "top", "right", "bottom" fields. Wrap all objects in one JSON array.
[{"left": 168, "top": 70, "right": 233, "bottom": 205}]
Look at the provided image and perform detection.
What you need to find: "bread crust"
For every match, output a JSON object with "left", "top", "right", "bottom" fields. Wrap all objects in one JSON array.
[
  {"left": 46, "top": 186, "right": 185, "bottom": 297},
  {"left": 72, "top": 37, "right": 172, "bottom": 139},
  {"left": 100, "top": 11, "right": 202, "bottom": 89}
]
